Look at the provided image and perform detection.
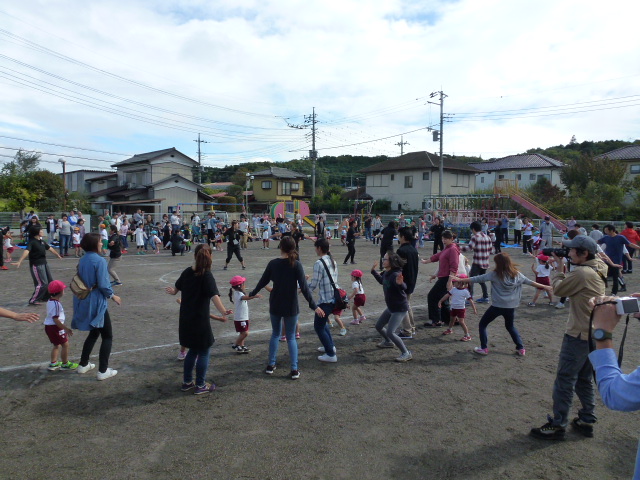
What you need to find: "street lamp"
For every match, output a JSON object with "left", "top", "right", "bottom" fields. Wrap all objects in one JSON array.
[
  {"left": 245, "top": 173, "right": 253, "bottom": 214},
  {"left": 58, "top": 158, "right": 67, "bottom": 211}
]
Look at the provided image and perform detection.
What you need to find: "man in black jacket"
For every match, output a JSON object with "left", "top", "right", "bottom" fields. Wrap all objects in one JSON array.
[{"left": 396, "top": 227, "right": 419, "bottom": 338}]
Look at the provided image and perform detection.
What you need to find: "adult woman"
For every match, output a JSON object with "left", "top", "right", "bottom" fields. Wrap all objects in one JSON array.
[
  {"left": 166, "top": 244, "right": 231, "bottom": 394},
  {"left": 107, "top": 225, "right": 123, "bottom": 286},
  {"left": 308, "top": 238, "right": 339, "bottom": 363},
  {"left": 430, "top": 217, "right": 445, "bottom": 255},
  {"left": 422, "top": 230, "right": 459, "bottom": 327},
  {"left": 57, "top": 214, "right": 72, "bottom": 257},
  {"left": 72, "top": 232, "right": 121, "bottom": 380},
  {"left": 343, "top": 219, "right": 358, "bottom": 265},
  {"left": 372, "top": 214, "right": 383, "bottom": 245},
  {"left": 223, "top": 220, "right": 246, "bottom": 270},
  {"left": 249, "top": 236, "right": 321, "bottom": 379},
  {"left": 14, "top": 225, "right": 63, "bottom": 305},
  {"left": 379, "top": 220, "right": 398, "bottom": 266},
  {"left": 119, "top": 218, "right": 129, "bottom": 253},
  {"left": 522, "top": 217, "right": 534, "bottom": 254}
]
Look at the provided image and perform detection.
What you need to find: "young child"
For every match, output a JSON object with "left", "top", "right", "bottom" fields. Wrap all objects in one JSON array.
[
  {"left": 183, "top": 226, "right": 192, "bottom": 252},
  {"left": 3, "top": 230, "right": 15, "bottom": 262},
  {"left": 214, "top": 230, "right": 224, "bottom": 251},
  {"left": 99, "top": 224, "right": 109, "bottom": 256},
  {"left": 44, "top": 280, "right": 79, "bottom": 371},
  {"left": 528, "top": 254, "right": 555, "bottom": 306},
  {"left": 531, "top": 230, "right": 543, "bottom": 256},
  {"left": 438, "top": 274, "right": 477, "bottom": 341},
  {"left": 325, "top": 227, "right": 332, "bottom": 241},
  {"left": 348, "top": 269, "right": 367, "bottom": 325},
  {"left": 340, "top": 226, "right": 347, "bottom": 246},
  {"left": 228, "top": 275, "right": 262, "bottom": 353},
  {"left": 262, "top": 221, "right": 271, "bottom": 249},
  {"left": 451, "top": 252, "right": 552, "bottom": 356},
  {"left": 134, "top": 224, "right": 147, "bottom": 255},
  {"left": 150, "top": 230, "right": 162, "bottom": 254},
  {"left": 331, "top": 289, "right": 349, "bottom": 336},
  {"left": 72, "top": 227, "right": 82, "bottom": 257}
]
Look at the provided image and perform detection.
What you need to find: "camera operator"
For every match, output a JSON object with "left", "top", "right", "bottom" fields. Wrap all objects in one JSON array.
[
  {"left": 530, "top": 235, "right": 607, "bottom": 440},
  {"left": 588, "top": 293, "right": 640, "bottom": 480}
]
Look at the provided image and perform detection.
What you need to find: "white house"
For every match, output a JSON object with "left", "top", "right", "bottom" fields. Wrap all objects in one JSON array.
[
  {"left": 358, "top": 151, "right": 482, "bottom": 211},
  {"left": 595, "top": 144, "right": 640, "bottom": 182},
  {"left": 469, "top": 153, "right": 565, "bottom": 190}
]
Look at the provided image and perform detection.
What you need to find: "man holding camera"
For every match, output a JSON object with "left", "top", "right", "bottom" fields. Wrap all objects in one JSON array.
[
  {"left": 530, "top": 235, "right": 607, "bottom": 440},
  {"left": 589, "top": 293, "right": 640, "bottom": 479}
]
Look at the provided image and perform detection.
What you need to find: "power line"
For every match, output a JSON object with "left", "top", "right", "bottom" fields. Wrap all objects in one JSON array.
[{"left": 0, "top": 134, "right": 130, "bottom": 155}]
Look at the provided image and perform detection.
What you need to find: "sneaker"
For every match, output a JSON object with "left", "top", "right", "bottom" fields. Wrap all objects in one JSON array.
[
  {"left": 423, "top": 321, "right": 435, "bottom": 328},
  {"left": 350, "top": 319, "right": 360, "bottom": 325},
  {"left": 442, "top": 329, "right": 453, "bottom": 335},
  {"left": 530, "top": 421, "right": 566, "bottom": 440},
  {"left": 555, "top": 302, "right": 565, "bottom": 309},
  {"left": 223, "top": 266, "right": 228, "bottom": 270},
  {"left": 181, "top": 381, "right": 195, "bottom": 392},
  {"left": 77, "top": 363, "right": 95, "bottom": 374},
  {"left": 476, "top": 297, "right": 490, "bottom": 304},
  {"left": 473, "top": 347, "right": 489, "bottom": 355},
  {"left": 397, "top": 330, "right": 413, "bottom": 339},
  {"left": 96, "top": 368, "right": 118, "bottom": 381},
  {"left": 461, "top": 335, "right": 472, "bottom": 342},
  {"left": 279, "top": 336, "right": 287, "bottom": 342},
  {"left": 571, "top": 417, "right": 594, "bottom": 438},
  {"left": 376, "top": 341, "right": 395, "bottom": 348},
  {"left": 339, "top": 328, "right": 347, "bottom": 336},
  {"left": 317, "top": 346, "right": 337, "bottom": 353},
  {"left": 47, "top": 361, "right": 62, "bottom": 371},
  {"left": 265, "top": 364, "right": 276, "bottom": 375},
  {"left": 240, "top": 346, "right": 250, "bottom": 353},
  {"left": 0, "top": 266, "right": 8, "bottom": 270},
  {"left": 232, "top": 345, "right": 242, "bottom": 353},
  {"left": 290, "top": 370, "right": 301, "bottom": 380},
  {"left": 548, "top": 302, "right": 555, "bottom": 307},
  {"left": 194, "top": 383, "right": 216, "bottom": 395},
  {"left": 295, "top": 332, "right": 300, "bottom": 339},
  {"left": 359, "top": 315, "right": 366, "bottom": 323},
  {"left": 60, "top": 361, "right": 79, "bottom": 370},
  {"left": 318, "top": 353, "right": 338, "bottom": 363},
  {"left": 177, "top": 350, "right": 187, "bottom": 360},
  {"left": 527, "top": 302, "right": 536, "bottom": 307},
  {"left": 113, "top": 282, "right": 123, "bottom": 287},
  {"left": 395, "top": 351, "right": 413, "bottom": 362},
  {"left": 517, "top": 348, "right": 526, "bottom": 356}
]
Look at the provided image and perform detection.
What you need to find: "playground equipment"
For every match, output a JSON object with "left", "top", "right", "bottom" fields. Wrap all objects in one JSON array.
[
  {"left": 493, "top": 180, "right": 565, "bottom": 230},
  {"left": 270, "top": 199, "right": 310, "bottom": 222}
]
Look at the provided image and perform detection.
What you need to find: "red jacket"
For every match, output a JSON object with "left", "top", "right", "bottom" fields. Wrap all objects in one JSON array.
[
  {"left": 620, "top": 228, "right": 640, "bottom": 245},
  {"left": 430, "top": 243, "right": 460, "bottom": 278}
]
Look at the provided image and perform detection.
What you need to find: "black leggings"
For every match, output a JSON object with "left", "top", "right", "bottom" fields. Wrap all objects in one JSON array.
[
  {"left": 80, "top": 310, "right": 113, "bottom": 373},
  {"left": 344, "top": 243, "right": 356, "bottom": 264},
  {"left": 226, "top": 246, "right": 243, "bottom": 264},
  {"left": 432, "top": 237, "right": 444, "bottom": 255}
]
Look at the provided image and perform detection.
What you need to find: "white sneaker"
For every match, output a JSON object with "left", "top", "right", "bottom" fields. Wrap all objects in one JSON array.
[
  {"left": 77, "top": 363, "right": 95, "bottom": 374},
  {"left": 395, "top": 351, "right": 413, "bottom": 362},
  {"left": 317, "top": 354, "right": 338, "bottom": 363},
  {"left": 96, "top": 368, "right": 118, "bottom": 381},
  {"left": 555, "top": 302, "right": 565, "bottom": 309},
  {"left": 317, "top": 346, "right": 337, "bottom": 353},
  {"left": 339, "top": 328, "right": 347, "bottom": 336}
]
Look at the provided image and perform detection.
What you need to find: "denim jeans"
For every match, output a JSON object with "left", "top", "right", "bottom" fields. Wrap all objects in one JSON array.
[
  {"left": 376, "top": 309, "right": 409, "bottom": 353},
  {"left": 59, "top": 234, "right": 71, "bottom": 256},
  {"left": 550, "top": 334, "right": 596, "bottom": 427},
  {"left": 269, "top": 314, "right": 299, "bottom": 370},
  {"left": 469, "top": 264, "right": 488, "bottom": 299},
  {"left": 120, "top": 235, "right": 128, "bottom": 249},
  {"left": 183, "top": 347, "right": 211, "bottom": 386},
  {"left": 365, "top": 227, "right": 372, "bottom": 241},
  {"left": 314, "top": 303, "right": 336, "bottom": 358},
  {"left": 478, "top": 306, "right": 523, "bottom": 350}
]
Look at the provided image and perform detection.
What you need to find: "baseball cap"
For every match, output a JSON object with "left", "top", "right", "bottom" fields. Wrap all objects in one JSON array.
[
  {"left": 536, "top": 254, "right": 550, "bottom": 262},
  {"left": 562, "top": 235, "right": 597, "bottom": 254},
  {"left": 350, "top": 269, "right": 363, "bottom": 278},
  {"left": 48, "top": 280, "right": 67, "bottom": 294},
  {"left": 456, "top": 274, "right": 469, "bottom": 279},
  {"left": 229, "top": 275, "right": 246, "bottom": 286}
]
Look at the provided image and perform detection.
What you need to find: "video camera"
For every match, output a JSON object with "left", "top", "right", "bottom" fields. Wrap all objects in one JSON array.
[{"left": 541, "top": 247, "right": 570, "bottom": 258}]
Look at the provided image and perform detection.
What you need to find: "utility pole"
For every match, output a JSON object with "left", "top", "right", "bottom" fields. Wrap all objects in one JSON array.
[
  {"left": 58, "top": 158, "right": 67, "bottom": 211},
  {"left": 287, "top": 108, "right": 318, "bottom": 198},
  {"left": 428, "top": 91, "right": 447, "bottom": 195},
  {"left": 193, "top": 133, "right": 208, "bottom": 184},
  {"left": 395, "top": 135, "right": 409, "bottom": 156}
]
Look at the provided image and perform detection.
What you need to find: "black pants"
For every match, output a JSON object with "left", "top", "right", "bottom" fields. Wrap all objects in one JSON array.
[
  {"left": 427, "top": 276, "right": 450, "bottom": 323},
  {"left": 501, "top": 228, "right": 509, "bottom": 244},
  {"left": 344, "top": 243, "right": 356, "bottom": 264},
  {"left": 226, "top": 246, "right": 243, "bottom": 264},
  {"left": 469, "top": 263, "right": 488, "bottom": 299},
  {"left": 624, "top": 248, "right": 635, "bottom": 272},
  {"left": 608, "top": 266, "right": 620, "bottom": 294},
  {"left": 514, "top": 229, "right": 522, "bottom": 245},
  {"left": 80, "top": 310, "right": 113, "bottom": 373},
  {"left": 380, "top": 244, "right": 393, "bottom": 266},
  {"left": 522, "top": 235, "right": 532, "bottom": 254},
  {"left": 432, "top": 237, "right": 444, "bottom": 255}
]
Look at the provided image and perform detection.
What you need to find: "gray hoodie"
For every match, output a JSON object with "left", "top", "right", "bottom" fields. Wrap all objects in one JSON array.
[{"left": 469, "top": 271, "right": 533, "bottom": 308}]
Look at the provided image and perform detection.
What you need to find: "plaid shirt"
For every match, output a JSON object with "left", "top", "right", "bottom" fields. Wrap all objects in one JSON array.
[
  {"left": 308, "top": 255, "right": 338, "bottom": 304},
  {"left": 460, "top": 232, "right": 493, "bottom": 269}
]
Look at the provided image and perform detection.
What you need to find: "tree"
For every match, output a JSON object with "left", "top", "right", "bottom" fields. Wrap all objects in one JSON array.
[
  {"left": 30, "top": 170, "right": 65, "bottom": 211},
  {"left": 0, "top": 150, "right": 42, "bottom": 215}
]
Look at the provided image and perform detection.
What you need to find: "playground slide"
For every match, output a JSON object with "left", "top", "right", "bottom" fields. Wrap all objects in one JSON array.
[
  {"left": 510, "top": 193, "right": 566, "bottom": 231},
  {"left": 303, "top": 215, "right": 316, "bottom": 228}
]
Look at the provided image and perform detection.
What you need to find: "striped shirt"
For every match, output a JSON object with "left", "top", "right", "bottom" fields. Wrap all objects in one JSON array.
[
  {"left": 460, "top": 231, "right": 493, "bottom": 269},
  {"left": 308, "top": 255, "right": 338, "bottom": 304}
]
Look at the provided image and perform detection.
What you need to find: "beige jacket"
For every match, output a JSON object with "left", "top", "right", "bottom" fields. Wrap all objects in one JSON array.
[{"left": 552, "top": 258, "right": 607, "bottom": 338}]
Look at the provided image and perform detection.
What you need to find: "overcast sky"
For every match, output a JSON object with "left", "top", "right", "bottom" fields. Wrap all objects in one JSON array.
[{"left": 0, "top": 0, "right": 639, "bottom": 175}]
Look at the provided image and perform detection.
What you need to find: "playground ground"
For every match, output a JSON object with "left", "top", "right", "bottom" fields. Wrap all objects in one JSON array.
[{"left": 1, "top": 238, "right": 639, "bottom": 480}]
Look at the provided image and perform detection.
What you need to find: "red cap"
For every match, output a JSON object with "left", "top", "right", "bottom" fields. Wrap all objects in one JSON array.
[
  {"left": 350, "top": 269, "right": 363, "bottom": 278},
  {"left": 229, "top": 275, "right": 246, "bottom": 287},
  {"left": 537, "top": 254, "right": 550, "bottom": 262},
  {"left": 48, "top": 280, "right": 67, "bottom": 294}
]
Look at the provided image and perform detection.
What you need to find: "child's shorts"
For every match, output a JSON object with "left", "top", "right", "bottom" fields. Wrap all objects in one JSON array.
[
  {"left": 332, "top": 289, "right": 348, "bottom": 315},
  {"left": 354, "top": 293, "right": 366, "bottom": 307},
  {"left": 45, "top": 325, "right": 68, "bottom": 345},
  {"left": 73, "top": 243, "right": 81, "bottom": 248},
  {"left": 262, "top": 231, "right": 270, "bottom": 240},
  {"left": 535, "top": 276, "right": 550, "bottom": 288},
  {"left": 102, "top": 239, "right": 108, "bottom": 250},
  {"left": 450, "top": 308, "right": 466, "bottom": 319},
  {"left": 234, "top": 320, "right": 249, "bottom": 333},
  {"left": 6, "top": 247, "right": 15, "bottom": 254}
]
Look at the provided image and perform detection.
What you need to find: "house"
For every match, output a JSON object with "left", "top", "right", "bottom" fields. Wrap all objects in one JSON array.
[
  {"left": 357, "top": 151, "right": 481, "bottom": 211},
  {"left": 595, "top": 145, "right": 640, "bottom": 182},
  {"left": 89, "top": 147, "right": 212, "bottom": 215},
  {"left": 58, "top": 169, "right": 117, "bottom": 195},
  {"left": 251, "top": 166, "right": 308, "bottom": 203},
  {"left": 469, "top": 153, "right": 564, "bottom": 190}
]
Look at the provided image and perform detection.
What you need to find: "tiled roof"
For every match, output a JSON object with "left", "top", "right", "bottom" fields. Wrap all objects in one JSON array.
[
  {"left": 89, "top": 185, "right": 148, "bottom": 198},
  {"left": 111, "top": 148, "right": 196, "bottom": 168},
  {"left": 252, "top": 166, "right": 307, "bottom": 179},
  {"left": 595, "top": 145, "right": 640, "bottom": 161},
  {"left": 358, "top": 151, "right": 482, "bottom": 174},
  {"left": 468, "top": 153, "right": 564, "bottom": 171},
  {"left": 86, "top": 172, "right": 117, "bottom": 182}
]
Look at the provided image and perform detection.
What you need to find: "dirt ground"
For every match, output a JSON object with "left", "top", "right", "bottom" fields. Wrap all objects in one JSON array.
[{"left": 1, "top": 237, "right": 639, "bottom": 480}]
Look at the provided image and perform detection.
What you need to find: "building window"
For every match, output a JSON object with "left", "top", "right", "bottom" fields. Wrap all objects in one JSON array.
[
  {"left": 631, "top": 165, "right": 640, "bottom": 174},
  {"left": 404, "top": 176, "right": 413, "bottom": 188},
  {"left": 455, "top": 174, "right": 470, "bottom": 187},
  {"left": 423, "top": 172, "right": 430, "bottom": 180},
  {"left": 390, "top": 174, "right": 395, "bottom": 181},
  {"left": 537, "top": 174, "right": 551, "bottom": 181},
  {"left": 280, "top": 182, "right": 291, "bottom": 195},
  {"left": 480, "top": 177, "right": 485, "bottom": 183},
  {"left": 291, "top": 182, "right": 300, "bottom": 191},
  {"left": 516, "top": 174, "right": 522, "bottom": 180},
  {"left": 529, "top": 173, "right": 536, "bottom": 181},
  {"left": 498, "top": 174, "right": 505, "bottom": 180},
  {"left": 261, "top": 180, "right": 272, "bottom": 189}
]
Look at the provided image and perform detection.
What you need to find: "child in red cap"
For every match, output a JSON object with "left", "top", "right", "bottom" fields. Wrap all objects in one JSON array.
[
  {"left": 528, "top": 254, "right": 555, "bottom": 307},
  {"left": 348, "top": 269, "right": 367, "bottom": 325},
  {"left": 44, "top": 280, "right": 79, "bottom": 371},
  {"left": 228, "top": 275, "right": 262, "bottom": 353}
]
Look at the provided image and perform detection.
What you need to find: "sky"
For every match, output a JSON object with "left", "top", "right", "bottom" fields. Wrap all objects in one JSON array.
[{"left": 0, "top": 0, "right": 639, "bottom": 176}]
